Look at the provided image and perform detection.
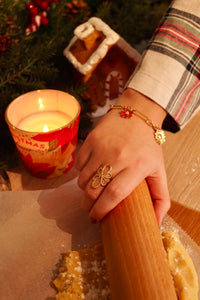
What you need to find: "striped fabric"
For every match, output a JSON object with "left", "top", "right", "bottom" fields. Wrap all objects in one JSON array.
[{"left": 128, "top": 0, "right": 200, "bottom": 130}]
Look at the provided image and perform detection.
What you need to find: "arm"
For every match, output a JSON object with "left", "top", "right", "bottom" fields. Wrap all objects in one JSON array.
[
  {"left": 76, "top": 0, "right": 200, "bottom": 226},
  {"left": 128, "top": 0, "right": 200, "bottom": 130}
]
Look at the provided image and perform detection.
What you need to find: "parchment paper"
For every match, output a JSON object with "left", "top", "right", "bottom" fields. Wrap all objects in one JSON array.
[
  {"left": 0, "top": 178, "right": 199, "bottom": 299},
  {"left": 0, "top": 178, "right": 101, "bottom": 300}
]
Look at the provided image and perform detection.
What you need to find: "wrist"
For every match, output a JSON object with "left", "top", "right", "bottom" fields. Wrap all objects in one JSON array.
[{"left": 116, "top": 88, "right": 167, "bottom": 128}]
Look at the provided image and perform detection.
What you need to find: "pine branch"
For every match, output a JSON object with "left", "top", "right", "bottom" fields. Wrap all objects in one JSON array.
[{"left": 0, "top": 0, "right": 171, "bottom": 169}]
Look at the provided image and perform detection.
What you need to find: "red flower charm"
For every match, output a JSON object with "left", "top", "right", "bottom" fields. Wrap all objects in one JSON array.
[{"left": 120, "top": 108, "right": 133, "bottom": 118}]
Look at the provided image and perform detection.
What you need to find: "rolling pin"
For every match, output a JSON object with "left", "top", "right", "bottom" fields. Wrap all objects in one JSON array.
[{"left": 101, "top": 180, "right": 177, "bottom": 300}]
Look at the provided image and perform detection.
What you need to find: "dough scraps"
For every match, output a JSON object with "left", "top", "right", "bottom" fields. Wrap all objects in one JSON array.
[
  {"left": 162, "top": 231, "right": 199, "bottom": 300},
  {"left": 53, "top": 232, "right": 199, "bottom": 300}
]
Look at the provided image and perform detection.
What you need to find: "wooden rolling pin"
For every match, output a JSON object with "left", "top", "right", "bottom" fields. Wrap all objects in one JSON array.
[{"left": 101, "top": 180, "right": 177, "bottom": 300}]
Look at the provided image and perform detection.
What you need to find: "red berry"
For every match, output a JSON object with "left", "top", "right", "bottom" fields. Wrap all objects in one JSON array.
[
  {"left": 26, "top": 3, "right": 34, "bottom": 11},
  {"left": 29, "top": 6, "right": 39, "bottom": 16},
  {"left": 41, "top": 15, "right": 49, "bottom": 26},
  {"left": 40, "top": 1, "right": 49, "bottom": 10}
]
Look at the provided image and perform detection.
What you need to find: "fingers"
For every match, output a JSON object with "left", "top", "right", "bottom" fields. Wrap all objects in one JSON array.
[
  {"left": 88, "top": 167, "right": 147, "bottom": 222},
  {"left": 81, "top": 158, "right": 170, "bottom": 227},
  {"left": 146, "top": 170, "right": 171, "bottom": 227},
  {"left": 79, "top": 163, "right": 120, "bottom": 213},
  {"left": 153, "top": 198, "right": 171, "bottom": 227},
  {"left": 87, "top": 169, "right": 170, "bottom": 226},
  {"left": 75, "top": 139, "right": 91, "bottom": 172},
  {"left": 77, "top": 157, "right": 100, "bottom": 190}
]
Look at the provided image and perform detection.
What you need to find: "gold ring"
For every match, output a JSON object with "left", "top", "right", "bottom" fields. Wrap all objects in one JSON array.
[{"left": 91, "top": 164, "right": 112, "bottom": 189}]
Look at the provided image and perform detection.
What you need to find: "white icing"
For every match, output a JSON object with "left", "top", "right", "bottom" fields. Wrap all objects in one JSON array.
[
  {"left": 91, "top": 97, "right": 117, "bottom": 118},
  {"left": 74, "top": 22, "right": 94, "bottom": 40},
  {"left": 90, "top": 71, "right": 124, "bottom": 118},
  {"left": 63, "top": 17, "right": 120, "bottom": 75},
  {"left": 104, "top": 70, "right": 124, "bottom": 101}
]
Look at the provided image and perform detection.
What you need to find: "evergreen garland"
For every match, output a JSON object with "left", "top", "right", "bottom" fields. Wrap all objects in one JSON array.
[{"left": 0, "top": 0, "right": 170, "bottom": 169}]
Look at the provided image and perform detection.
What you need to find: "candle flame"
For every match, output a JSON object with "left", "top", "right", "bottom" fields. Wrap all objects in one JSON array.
[{"left": 43, "top": 125, "right": 49, "bottom": 132}]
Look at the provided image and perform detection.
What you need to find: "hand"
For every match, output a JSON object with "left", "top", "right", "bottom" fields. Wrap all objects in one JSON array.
[{"left": 75, "top": 89, "right": 170, "bottom": 226}]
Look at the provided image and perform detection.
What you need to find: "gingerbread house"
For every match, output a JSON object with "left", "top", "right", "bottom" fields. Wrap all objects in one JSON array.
[{"left": 64, "top": 17, "right": 141, "bottom": 117}]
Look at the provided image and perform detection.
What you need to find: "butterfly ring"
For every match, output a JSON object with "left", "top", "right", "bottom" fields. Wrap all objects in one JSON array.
[{"left": 91, "top": 164, "right": 113, "bottom": 189}]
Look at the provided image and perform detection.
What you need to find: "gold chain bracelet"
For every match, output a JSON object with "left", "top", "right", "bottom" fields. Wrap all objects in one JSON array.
[{"left": 107, "top": 104, "right": 166, "bottom": 145}]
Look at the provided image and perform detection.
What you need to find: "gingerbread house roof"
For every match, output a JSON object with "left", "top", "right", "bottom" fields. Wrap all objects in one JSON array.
[
  {"left": 64, "top": 17, "right": 141, "bottom": 80},
  {"left": 64, "top": 17, "right": 120, "bottom": 75}
]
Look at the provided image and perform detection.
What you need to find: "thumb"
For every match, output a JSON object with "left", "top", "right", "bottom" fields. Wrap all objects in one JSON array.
[
  {"left": 146, "top": 174, "right": 171, "bottom": 227},
  {"left": 153, "top": 198, "right": 171, "bottom": 227}
]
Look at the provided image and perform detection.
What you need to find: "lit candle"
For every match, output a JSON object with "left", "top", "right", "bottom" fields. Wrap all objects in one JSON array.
[
  {"left": 17, "top": 111, "right": 73, "bottom": 132},
  {"left": 5, "top": 89, "right": 81, "bottom": 178}
]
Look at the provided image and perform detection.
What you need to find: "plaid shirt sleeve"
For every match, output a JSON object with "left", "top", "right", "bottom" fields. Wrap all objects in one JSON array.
[{"left": 127, "top": 0, "right": 200, "bottom": 131}]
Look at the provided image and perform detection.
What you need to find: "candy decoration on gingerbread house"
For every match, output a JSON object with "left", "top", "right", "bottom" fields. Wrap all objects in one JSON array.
[{"left": 64, "top": 17, "right": 141, "bottom": 117}]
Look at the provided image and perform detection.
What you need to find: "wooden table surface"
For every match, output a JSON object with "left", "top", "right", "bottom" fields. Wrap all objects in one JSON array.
[
  {"left": 1, "top": 112, "right": 200, "bottom": 299},
  {"left": 163, "top": 112, "right": 200, "bottom": 247}
]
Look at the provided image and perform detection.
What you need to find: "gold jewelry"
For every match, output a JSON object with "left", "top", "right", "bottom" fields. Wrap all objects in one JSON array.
[
  {"left": 108, "top": 105, "right": 166, "bottom": 145},
  {"left": 91, "top": 164, "right": 113, "bottom": 188}
]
